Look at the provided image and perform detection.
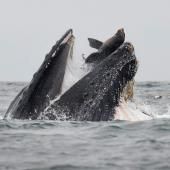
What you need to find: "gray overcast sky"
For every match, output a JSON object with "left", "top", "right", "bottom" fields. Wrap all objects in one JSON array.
[{"left": 0, "top": 0, "right": 170, "bottom": 81}]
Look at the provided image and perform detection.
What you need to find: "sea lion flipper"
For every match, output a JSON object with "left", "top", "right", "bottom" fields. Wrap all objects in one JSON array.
[
  {"left": 88, "top": 38, "right": 103, "bottom": 49},
  {"left": 85, "top": 52, "right": 99, "bottom": 63}
]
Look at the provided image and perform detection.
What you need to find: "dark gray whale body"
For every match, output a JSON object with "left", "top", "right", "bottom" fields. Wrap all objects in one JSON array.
[
  {"left": 5, "top": 29, "right": 74, "bottom": 119},
  {"left": 4, "top": 29, "right": 138, "bottom": 121}
]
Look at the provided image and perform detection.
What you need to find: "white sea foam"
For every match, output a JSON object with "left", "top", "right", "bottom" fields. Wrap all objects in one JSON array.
[
  {"left": 115, "top": 100, "right": 153, "bottom": 121},
  {"left": 0, "top": 115, "right": 3, "bottom": 120},
  {"left": 154, "top": 104, "right": 170, "bottom": 119},
  {"left": 155, "top": 114, "right": 170, "bottom": 119},
  {"left": 115, "top": 101, "right": 170, "bottom": 121}
]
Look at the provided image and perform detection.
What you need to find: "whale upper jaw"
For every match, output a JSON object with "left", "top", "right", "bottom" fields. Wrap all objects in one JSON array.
[{"left": 4, "top": 29, "right": 75, "bottom": 119}]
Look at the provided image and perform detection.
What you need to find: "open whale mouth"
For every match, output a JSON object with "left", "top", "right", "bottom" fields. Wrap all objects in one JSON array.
[{"left": 5, "top": 29, "right": 139, "bottom": 121}]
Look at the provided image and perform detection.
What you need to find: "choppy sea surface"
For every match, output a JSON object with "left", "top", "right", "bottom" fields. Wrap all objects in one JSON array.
[{"left": 0, "top": 81, "right": 170, "bottom": 170}]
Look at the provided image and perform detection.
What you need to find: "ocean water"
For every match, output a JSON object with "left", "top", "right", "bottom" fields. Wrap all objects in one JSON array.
[{"left": 0, "top": 81, "right": 170, "bottom": 170}]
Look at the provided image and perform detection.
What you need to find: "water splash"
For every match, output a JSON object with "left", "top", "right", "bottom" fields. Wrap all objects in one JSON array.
[
  {"left": 154, "top": 104, "right": 170, "bottom": 119},
  {"left": 115, "top": 100, "right": 153, "bottom": 121},
  {"left": 155, "top": 114, "right": 170, "bottom": 119},
  {"left": 132, "top": 101, "right": 170, "bottom": 120},
  {"left": 134, "top": 102, "right": 156, "bottom": 117},
  {"left": 0, "top": 115, "right": 3, "bottom": 120}
]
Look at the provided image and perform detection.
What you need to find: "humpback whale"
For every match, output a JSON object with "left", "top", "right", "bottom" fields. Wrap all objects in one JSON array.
[{"left": 4, "top": 29, "right": 142, "bottom": 121}]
